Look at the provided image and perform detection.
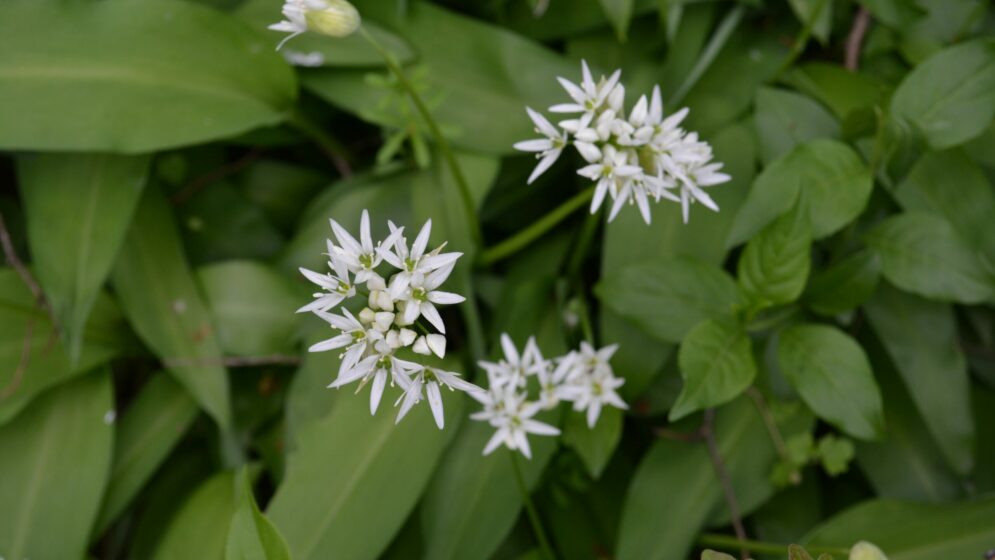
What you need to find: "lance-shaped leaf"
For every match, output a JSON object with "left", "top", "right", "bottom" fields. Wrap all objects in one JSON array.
[
  {"left": 17, "top": 152, "right": 149, "bottom": 362},
  {"left": 226, "top": 467, "right": 291, "bottom": 560},
  {"left": 670, "top": 317, "right": 756, "bottom": 421}
]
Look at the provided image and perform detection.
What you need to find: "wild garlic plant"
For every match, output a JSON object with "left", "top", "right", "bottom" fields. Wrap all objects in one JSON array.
[
  {"left": 299, "top": 210, "right": 482, "bottom": 429},
  {"left": 470, "top": 334, "right": 628, "bottom": 459},
  {"left": 515, "top": 60, "right": 731, "bottom": 224}
]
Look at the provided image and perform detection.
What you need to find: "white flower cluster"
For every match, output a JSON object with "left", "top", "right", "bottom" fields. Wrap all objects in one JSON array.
[
  {"left": 515, "top": 60, "right": 731, "bottom": 224},
  {"left": 301, "top": 210, "right": 481, "bottom": 429},
  {"left": 471, "top": 334, "right": 628, "bottom": 459}
]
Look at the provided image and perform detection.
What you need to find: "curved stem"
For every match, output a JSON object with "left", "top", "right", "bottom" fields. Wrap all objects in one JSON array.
[
  {"left": 508, "top": 450, "right": 556, "bottom": 560},
  {"left": 359, "top": 26, "right": 483, "bottom": 248},
  {"left": 478, "top": 186, "right": 595, "bottom": 268},
  {"left": 696, "top": 533, "right": 850, "bottom": 557}
]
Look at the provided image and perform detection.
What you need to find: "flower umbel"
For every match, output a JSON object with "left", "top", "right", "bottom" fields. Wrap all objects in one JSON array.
[
  {"left": 470, "top": 334, "right": 627, "bottom": 458},
  {"left": 515, "top": 60, "right": 731, "bottom": 224},
  {"left": 299, "top": 210, "right": 481, "bottom": 427}
]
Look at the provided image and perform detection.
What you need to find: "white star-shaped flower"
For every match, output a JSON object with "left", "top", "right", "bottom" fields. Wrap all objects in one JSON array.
[
  {"left": 297, "top": 256, "right": 354, "bottom": 314},
  {"left": 514, "top": 107, "right": 568, "bottom": 184},
  {"left": 395, "top": 367, "right": 484, "bottom": 429},
  {"left": 549, "top": 60, "right": 621, "bottom": 117}
]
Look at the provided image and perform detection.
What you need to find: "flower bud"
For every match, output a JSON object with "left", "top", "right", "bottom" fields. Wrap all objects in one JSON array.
[
  {"left": 304, "top": 0, "right": 360, "bottom": 38},
  {"left": 849, "top": 541, "right": 887, "bottom": 560}
]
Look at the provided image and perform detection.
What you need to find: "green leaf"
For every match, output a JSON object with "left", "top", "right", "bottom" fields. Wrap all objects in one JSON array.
[
  {"left": 151, "top": 471, "right": 237, "bottom": 560},
  {"left": 753, "top": 87, "right": 840, "bottom": 164},
  {"left": 866, "top": 212, "right": 994, "bottom": 304},
  {"left": 267, "top": 388, "right": 461, "bottom": 560},
  {"left": 702, "top": 551, "right": 737, "bottom": 560},
  {"left": 788, "top": 0, "right": 832, "bottom": 43},
  {"left": 0, "top": 271, "right": 128, "bottom": 425},
  {"left": 226, "top": 468, "right": 291, "bottom": 560},
  {"left": 788, "top": 544, "right": 816, "bottom": 560},
  {"left": 597, "top": 256, "right": 742, "bottom": 343},
  {"left": 804, "top": 250, "right": 880, "bottom": 316},
  {"left": 177, "top": 182, "right": 286, "bottom": 264},
  {"left": 737, "top": 199, "right": 812, "bottom": 310},
  {"left": 0, "top": 370, "right": 113, "bottom": 560},
  {"left": 235, "top": 0, "right": 414, "bottom": 66},
  {"left": 670, "top": 317, "right": 756, "bottom": 420},
  {"left": 727, "top": 139, "right": 872, "bottom": 246},
  {"left": 95, "top": 373, "right": 199, "bottom": 534},
  {"left": 0, "top": 0, "right": 296, "bottom": 152},
  {"left": 598, "top": 0, "right": 635, "bottom": 41},
  {"left": 803, "top": 496, "right": 995, "bottom": 558},
  {"left": 197, "top": 261, "right": 305, "bottom": 356},
  {"left": 562, "top": 407, "right": 622, "bottom": 478},
  {"left": 891, "top": 39, "right": 995, "bottom": 149},
  {"left": 111, "top": 185, "right": 232, "bottom": 429},
  {"left": 778, "top": 324, "right": 884, "bottom": 440},
  {"left": 301, "top": 1, "right": 577, "bottom": 155},
  {"left": 419, "top": 412, "right": 558, "bottom": 560},
  {"left": 617, "top": 397, "right": 789, "bottom": 560},
  {"left": 17, "top": 152, "right": 149, "bottom": 361},
  {"left": 783, "top": 62, "right": 882, "bottom": 119},
  {"left": 893, "top": 148, "right": 995, "bottom": 266},
  {"left": 816, "top": 434, "right": 854, "bottom": 476},
  {"left": 863, "top": 283, "right": 974, "bottom": 475},
  {"left": 854, "top": 347, "right": 963, "bottom": 503}
]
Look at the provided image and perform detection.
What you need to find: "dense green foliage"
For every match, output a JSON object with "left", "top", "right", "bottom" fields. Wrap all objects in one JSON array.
[{"left": 1, "top": 0, "right": 994, "bottom": 559}]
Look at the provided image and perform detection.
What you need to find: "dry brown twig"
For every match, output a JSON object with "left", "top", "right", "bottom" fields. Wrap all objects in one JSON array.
[{"left": 845, "top": 7, "right": 872, "bottom": 71}]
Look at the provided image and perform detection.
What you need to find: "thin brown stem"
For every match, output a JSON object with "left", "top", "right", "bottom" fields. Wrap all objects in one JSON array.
[
  {"left": 162, "top": 355, "right": 302, "bottom": 368},
  {"left": 170, "top": 149, "right": 265, "bottom": 205},
  {"left": 1, "top": 316, "right": 35, "bottom": 399},
  {"left": 745, "top": 387, "right": 788, "bottom": 460},
  {"left": 0, "top": 209, "right": 47, "bottom": 311},
  {"left": 845, "top": 7, "right": 871, "bottom": 71},
  {"left": 702, "top": 408, "right": 749, "bottom": 560}
]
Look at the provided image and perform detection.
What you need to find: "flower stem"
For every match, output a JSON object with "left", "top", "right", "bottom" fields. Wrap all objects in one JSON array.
[
  {"left": 478, "top": 186, "right": 595, "bottom": 268},
  {"left": 696, "top": 533, "right": 850, "bottom": 557},
  {"left": 358, "top": 26, "right": 483, "bottom": 248},
  {"left": 508, "top": 450, "right": 557, "bottom": 560}
]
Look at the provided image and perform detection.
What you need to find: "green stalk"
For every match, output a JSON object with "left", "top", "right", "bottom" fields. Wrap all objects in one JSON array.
[
  {"left": 669, "top": 5, "right": 746, "bottom": 106},
  {"left": 508, "top": 450, "right": 557, "bottom": 560},
  {"left": 358, "top": 26, "right": 483, "bottom": 248},
  {"left": 478, "top": 186, "right": 595, "bottom": 268},
  {"left": 696, "top": 533, "right": 850, "bottom": 557},
  {"left": 774, "top": 0, "right": 831, "bottom": 79}
]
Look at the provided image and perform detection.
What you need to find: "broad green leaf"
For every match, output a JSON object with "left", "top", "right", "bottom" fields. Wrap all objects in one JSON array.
[
  {"left": 754, "top": 87, "right": 840, "bottom": 164},
  {"left": 737, "top": 200, "right": 811, "bottom": 310},
  {"left": 302, "top": 1, "right": 577, "bottom": 155},
  {"left": 226, "top": 468, "right": 291, "bottom": 560},
  {"left": 561, "top": 407, "right": 622, "bottom": 479},
  {"left": 284, "top": 330, "right": 340, "bottom": 446},
  {"left": 891, "top": 39, "right": 995, "bottom": 149},
  {"left": 0, "top": 371, "right": 113, "bottom": 560},
  {"left": 893, "top": 149, "right": 995, "bottom": 266},
  {"left": 803, "top": 496, "right": 995, "bottom": 559},
  {"left": 235, "top": 0, "right": 414, "bottom": 66},
  {"left": 0, "top": 271, "right": 128, "bottom": 425},
  {"left": 267, "top": 388, "right": 461, "bottom": 560},
  {"left": 596, "top": 256, "right": 742, "bottom": 343},
  {"left": 728, "top": 140, "right": 872, "bottom": 246},
  {"left": 420, "top": 412, "right": 558, "bottom": 560},
  {"left": 778, "top": 324, "right": 884, "bottom": 440},
  {"left": 617, "top": 397, "right": 789, "bottom": 560},
  {"left": 598, "top": 0, "right": 635, "bottom": 41},
  {"left": 95, "top": 374, "right": 199, "bottom": 534},
  {"left": 18, "top": 152, "right": 149, "bottom": 361},
  {"left": 788, "top": 0, "right": 832, "bottom": 44},
  {"left": 152, "top": 471, "right": 237, "bottom": 560},
  {"left": 0, "top": 0, "right": 296, "bottom": 152},
  {"left": 866, "top": 212, "right": 995, "bottom": 304},
  {"left": 854, "top": 345, "right": 963, "bottom": 502},
  {"left": 198, "top": 261, "right": 305, "bottom": 356},
  {"left": 804, "top": 251, "right": 880, "bottom": 316},
  {"left": 670, "top": 317, "right": 756, "bottom": 420},
  {"left": 112, "top": 185, "right": 232, "bottom": 429},
  {"left": 783, "top": 62, "right": 883, "bottom": 119},
  {"left": 864, "top": 284, "right": 973, "bottom": 475}
]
